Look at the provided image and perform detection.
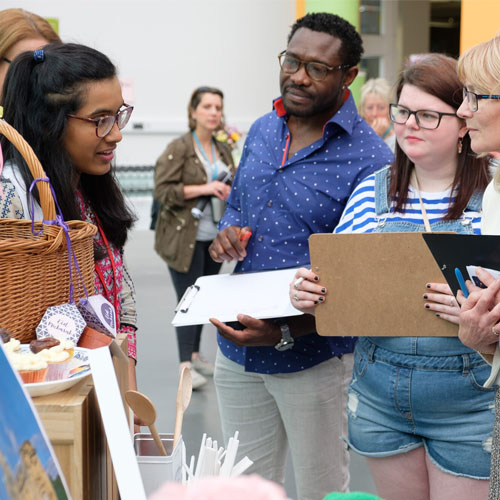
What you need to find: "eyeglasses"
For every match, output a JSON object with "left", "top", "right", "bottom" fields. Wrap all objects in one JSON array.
[
  {"left": 2, "top": 56, "right": 11, "bottom": 64},
  {"left": 67, "top": 104, "right": 133, "bottom": 138},
  {"left": 277, "top": 50, "right": 350, "bottom": 82},
  {"left": 389, "top": 104, "right": 456, "bottom": 130},
  {"left": 462, "top": 88, "right": 500, "bottom": 112}
]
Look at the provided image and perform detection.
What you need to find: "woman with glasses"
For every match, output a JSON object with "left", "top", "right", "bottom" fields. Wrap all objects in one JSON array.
[
  {"left": 289, "top": 54, "right": 493, "bottom": 499},
  {"left": 448, "top": 35, "right": 500, "bottom": 497},
  {"left": 154, "top": 86, "right": 235, "bottom": 389},
  {"left": 0, "top": 43, "right": 140, "bottom": 408}
]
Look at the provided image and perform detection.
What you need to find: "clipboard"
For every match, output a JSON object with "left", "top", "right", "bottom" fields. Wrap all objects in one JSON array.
[
  {"left": 309, "top": 232, "right": 458, "bottom": 337},
  {"left": 171, "top": 267, "right": 303, "bottom": 326},
  {"left": 422, "top": 233, "right": 500, "bottom": 296}
]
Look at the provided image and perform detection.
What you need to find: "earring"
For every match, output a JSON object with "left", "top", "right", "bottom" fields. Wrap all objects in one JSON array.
[{"left": 458, "top": 138, "right": 463, "bottom": 154}]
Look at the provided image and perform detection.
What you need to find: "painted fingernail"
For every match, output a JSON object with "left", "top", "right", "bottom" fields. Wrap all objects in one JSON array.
[
  {"left": 426, "top": 284, "right": 431, "bottom": 289},
  {"left": 436, "top": 313, "right": 440, "bottom": 317},
  {"left": 314, "top": 276, "right": 319, "bottom": 281},
  {"left": 425, "top": 304, "right": 430, "bottom": 309},
  {"left": 321, "top": 288, "right": 326, "bottom": 293},
  {"left": 314, "top": 301, "right": 319, "bottom": 305},
  {"left": 319, "top": 297, "right": 324, "bottom": 302},
  {"left": 423, "top": 294, "right": 428, "bottom": 299}
]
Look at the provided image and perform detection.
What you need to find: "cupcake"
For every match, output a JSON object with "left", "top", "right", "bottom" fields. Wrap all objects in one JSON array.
[
  {"left": 37, "top": 345, "right": 72, "bottom": 381},
  {"left": 10, "top": 352, "right": 48, "bottom": 383},
  {"left": 3, "top": 337, "right": 21, "bottom": 354}
]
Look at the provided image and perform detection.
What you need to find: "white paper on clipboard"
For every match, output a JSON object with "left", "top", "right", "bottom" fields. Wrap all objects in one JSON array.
[{"left": 172, "top": 267, "right": 304, "bottom": 326}]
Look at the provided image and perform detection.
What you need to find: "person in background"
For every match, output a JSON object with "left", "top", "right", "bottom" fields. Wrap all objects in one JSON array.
[
  {"left": 208, "top": 13, "right": 393, "bottom": 500},
  {"left": 154, "top": 86, "right": 235, "bottom": 390},
  {"left": 450, "top": 35, "right": 500, "bottom": 498},
  {"left": 359, "top": 77, "right": 396, "bottom": 151},
  {"left": 0, "top": 43, "right": 140, "bottom": 411},
  {"left": 0, "top": 8, "right": 60, "bottom": 97},
  {"left": 290, "top": 54, "right": 492, "bottom": 500}
]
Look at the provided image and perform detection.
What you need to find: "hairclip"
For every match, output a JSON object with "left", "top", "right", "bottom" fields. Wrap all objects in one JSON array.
[{"left": 33, "top": 49, "right": 44, "bottom": 62}]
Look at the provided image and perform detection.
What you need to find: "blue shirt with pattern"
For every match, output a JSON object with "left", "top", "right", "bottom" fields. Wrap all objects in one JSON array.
[{"left": 217, "top": 92, "right": 394, "bottom": 374}]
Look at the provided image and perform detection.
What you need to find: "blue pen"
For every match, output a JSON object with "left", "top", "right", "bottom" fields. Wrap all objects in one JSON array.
[{"left": 455, "top": 268, "right": 469, "bottom": 298}]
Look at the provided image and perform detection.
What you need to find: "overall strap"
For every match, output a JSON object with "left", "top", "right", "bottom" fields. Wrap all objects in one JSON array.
[
  {"left": 374, "top": 166, "right": 392, "bottom": 216},
  {"left": 465, "top": 190, "right": 483, "bottom": 212}
]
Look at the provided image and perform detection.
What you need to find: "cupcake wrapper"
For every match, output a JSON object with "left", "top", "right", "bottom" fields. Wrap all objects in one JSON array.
[
  {"left": 20, "top": 367, "right": 48, "bottom": 384},
  {"left": 45, "top": 361, "right": 71, "bottom": 381}
]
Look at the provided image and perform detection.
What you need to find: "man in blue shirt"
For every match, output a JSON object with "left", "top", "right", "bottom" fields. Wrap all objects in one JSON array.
[{"left": 209, "top": 13, "right": 393, "bottom": 499}]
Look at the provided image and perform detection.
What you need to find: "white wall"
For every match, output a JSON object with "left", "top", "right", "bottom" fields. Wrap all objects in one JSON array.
[{"left": 3, "top": 0, "right": 296, "bottom": 165}]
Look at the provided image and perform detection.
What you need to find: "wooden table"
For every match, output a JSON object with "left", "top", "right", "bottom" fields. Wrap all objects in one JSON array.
[{"left": 33, "top": 335, "right": 129, "bottom": 500}]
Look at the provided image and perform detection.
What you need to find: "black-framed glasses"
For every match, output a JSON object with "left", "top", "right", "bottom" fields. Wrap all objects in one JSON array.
[
  {"left": 2, "top": 56, "right": 11, "bottom": 64},
  {"left": 462, "top": 88, "right": 500, "bottom": 112},
  {"left": 67, "top": 104, "right": 133, "bottom": 138},
  {"left": 389, "top": 103, "right": 457, "bottom": 130},
  {"left": 277, "top": 50, "right": 350, "bottom": 82}
]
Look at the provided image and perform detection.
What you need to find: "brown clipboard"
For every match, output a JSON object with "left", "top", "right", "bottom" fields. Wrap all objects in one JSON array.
[{"left": 309, "top": 233, "right": 457, "bottom": 337}]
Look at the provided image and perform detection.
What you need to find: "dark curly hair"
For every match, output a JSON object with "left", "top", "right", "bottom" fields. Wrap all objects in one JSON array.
[{"left": 288, "top": 12, "right": 363, "bottom": 67}]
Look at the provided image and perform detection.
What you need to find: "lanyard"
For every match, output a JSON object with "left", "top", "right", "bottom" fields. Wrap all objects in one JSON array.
[
  {"left": 411, "top": 171, "right": 432, "bottom": 233},
  {"left": 94, "top": 215, "right": 120, "bottom": 329},
  {"left": 192, "top": 131, "right": 218, "bottom": 180}
]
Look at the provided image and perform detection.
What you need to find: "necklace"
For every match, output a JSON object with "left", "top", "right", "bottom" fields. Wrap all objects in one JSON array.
[{"left": 192, "top": 131, "right": 218, "bottom": 180}]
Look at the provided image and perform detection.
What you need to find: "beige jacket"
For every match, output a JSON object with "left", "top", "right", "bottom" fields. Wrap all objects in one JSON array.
[{"left": 153, "top": 132, "right": 234, "bottom": 273}]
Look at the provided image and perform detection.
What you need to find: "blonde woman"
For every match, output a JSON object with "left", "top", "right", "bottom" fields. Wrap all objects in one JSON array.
[
  {"left": 0, "top": 8, "right": 60, "bottom": 96},
  {"left": 360, "top": 77, "right": 396, "bottom": 151},
  {"left": 454, "top": 35, "right": 500, "bottom": 497}
]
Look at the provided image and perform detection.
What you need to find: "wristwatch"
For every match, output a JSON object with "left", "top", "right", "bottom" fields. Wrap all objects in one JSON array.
[{"left": 274, "top": 322, "right": 294, "bottom": 351}]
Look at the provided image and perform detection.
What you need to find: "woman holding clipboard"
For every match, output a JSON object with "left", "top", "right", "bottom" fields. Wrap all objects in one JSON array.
[{"left": 290, "top": 55, "right": 493, "bottom": 500}]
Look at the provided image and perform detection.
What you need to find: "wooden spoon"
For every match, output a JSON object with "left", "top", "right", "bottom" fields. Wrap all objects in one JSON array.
[
  {"left": 173, "top": 366, "right": 193, "bottom": 449},
  {"left": 125, "top": 390, "right": 167, "bottom": 456}
]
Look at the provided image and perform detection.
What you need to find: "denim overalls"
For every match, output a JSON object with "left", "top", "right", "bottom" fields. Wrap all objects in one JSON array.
[{"left": 346, "top": 166, "right": 496, "bottom": 478}]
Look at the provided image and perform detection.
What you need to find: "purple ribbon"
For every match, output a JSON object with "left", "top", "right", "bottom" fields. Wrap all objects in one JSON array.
[{"left": 29, "top": 177, "right": 89, "bottom": 304}]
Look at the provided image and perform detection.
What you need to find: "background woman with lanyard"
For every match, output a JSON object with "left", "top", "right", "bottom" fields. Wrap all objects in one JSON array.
[{"left": 154, "top": 86, "right": 235, "bottom": 389}]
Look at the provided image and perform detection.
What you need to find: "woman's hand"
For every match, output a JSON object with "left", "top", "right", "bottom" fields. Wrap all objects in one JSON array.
[
  {"left": 423, "top": 282, "right": 460, "bottom": 324},
  {"left": 289, "top": 268, "right": 326, "bottom": 316},
  {"left": 370, "top": 116, "right": 392, "bottom": 137},
  {"left": 457, "top": 268, "right": 500, "bottom": 354},
  {"left": 204, "top": 180, "right": 231, "bottom": 200}
]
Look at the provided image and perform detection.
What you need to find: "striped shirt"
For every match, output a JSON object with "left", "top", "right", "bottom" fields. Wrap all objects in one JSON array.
[{"left": 334, "top": 173, "right": 482, "bottom": 235}]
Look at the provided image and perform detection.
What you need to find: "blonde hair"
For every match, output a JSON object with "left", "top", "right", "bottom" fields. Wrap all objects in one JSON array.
[
  {"left": 0, "top": 8, "right": 60, "bottom": 61},
  {"left": 458, "top": 36, "right": 500, "bottom": 189},
  {"left": 359, "top": 77, "right": 393, "bottom": 118}
]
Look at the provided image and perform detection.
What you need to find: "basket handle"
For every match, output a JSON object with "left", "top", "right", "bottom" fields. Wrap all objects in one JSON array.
[{"left": 0, "top": 118, "right": 56, "bottom": 220}]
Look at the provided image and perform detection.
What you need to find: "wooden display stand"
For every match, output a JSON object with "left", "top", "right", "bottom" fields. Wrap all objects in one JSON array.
[{"left": 33, "top": 334, "right": 129, "bottom": 500}]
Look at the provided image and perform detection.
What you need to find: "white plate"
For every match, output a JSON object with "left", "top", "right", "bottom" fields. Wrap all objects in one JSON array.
[{"left": 19, "top": 346, "right": 91, "bottom": 397}]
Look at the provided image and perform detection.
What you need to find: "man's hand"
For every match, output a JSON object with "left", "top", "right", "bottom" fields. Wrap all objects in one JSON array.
[
  {"left": 209, "top": 225, "right": 252, "bottom": 262},
  {"left": 210, "top": 314, "right": 281, "bottom": 347}
]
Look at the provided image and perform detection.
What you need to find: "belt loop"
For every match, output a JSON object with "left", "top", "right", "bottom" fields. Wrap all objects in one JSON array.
[
  {"left": 368, "top": 343, "right": 376, "bottom": 363},
  {"left": 462, "top": 354, "right": 470, "bottom": 376}
]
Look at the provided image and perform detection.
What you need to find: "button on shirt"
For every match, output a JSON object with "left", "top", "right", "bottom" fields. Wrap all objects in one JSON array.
[{"left": 218, "top": 92, "right": 394, "bottom": 374}]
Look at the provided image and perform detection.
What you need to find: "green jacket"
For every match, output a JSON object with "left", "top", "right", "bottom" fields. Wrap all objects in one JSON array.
[{"left": 153, "top": 132, "right": 235, "bottom": 273}]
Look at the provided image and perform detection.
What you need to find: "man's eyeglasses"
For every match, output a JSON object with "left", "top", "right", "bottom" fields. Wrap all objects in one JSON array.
[
  {"left": 277, "top": 50, "right": 350, "bottom": 82},
  {"left": 462, "top": 88, "right": 500, "bottom": 112},
  {"left": 67, "top": 104, "right": 133, "bottom": 138},
  {"left": 389, "top": 104, "right": 456, "bottom": 130}
]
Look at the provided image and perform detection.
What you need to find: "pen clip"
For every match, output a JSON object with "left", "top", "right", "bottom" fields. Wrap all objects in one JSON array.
[{"left": 175, "top": 284, "right": 200, "bottom": 313}]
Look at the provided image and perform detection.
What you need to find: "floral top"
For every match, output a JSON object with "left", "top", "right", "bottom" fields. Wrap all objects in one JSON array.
[{"left": 75, "top": 191, "right": 137, "bottom": 360}]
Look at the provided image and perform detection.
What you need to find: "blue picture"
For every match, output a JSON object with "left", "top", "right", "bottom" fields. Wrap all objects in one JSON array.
[{"left": 0, "top": 344, "right": 70, "bottom": 499}]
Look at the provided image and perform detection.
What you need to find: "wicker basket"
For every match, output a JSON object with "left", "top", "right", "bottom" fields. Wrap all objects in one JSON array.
[{"left": 0, "top": 119, "right": 97, "bottom": 342}]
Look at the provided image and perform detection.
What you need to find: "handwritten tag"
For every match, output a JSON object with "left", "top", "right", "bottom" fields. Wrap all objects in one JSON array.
[
  {"left": 78, "top": 295, "right": 116, "bottom": 338},
  {"left": 36, "top": 303, "right": 86, "bottom": 344}
]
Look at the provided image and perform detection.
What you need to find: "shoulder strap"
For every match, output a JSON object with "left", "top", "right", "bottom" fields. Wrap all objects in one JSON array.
[
  {"left": 465, "top": 190, "right": 483, "bottom": 212},
  {"left": 374, "top": 166, "right": 392, "bottom": 216}
]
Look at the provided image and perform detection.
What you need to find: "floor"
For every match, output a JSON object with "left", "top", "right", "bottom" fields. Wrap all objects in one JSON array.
[{"left": 126, "top": 228, "right": 378, "bottom": 499}]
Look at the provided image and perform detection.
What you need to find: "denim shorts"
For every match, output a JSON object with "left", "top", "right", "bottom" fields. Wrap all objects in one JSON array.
[{"left": 346, "top": 337, "right": 496, "bottom": 479}]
